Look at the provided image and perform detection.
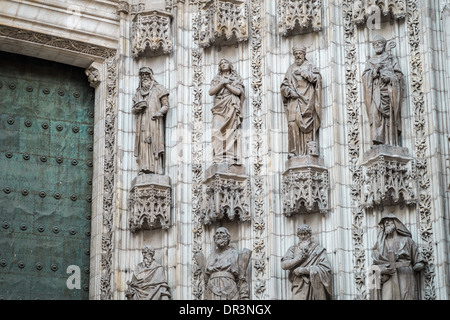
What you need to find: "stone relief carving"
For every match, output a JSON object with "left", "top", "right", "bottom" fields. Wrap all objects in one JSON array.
[
  {"left": 126, "top": 245, "right": 172, "bottom": 300},
  {"left": 277, "top": 0, "right": 322, "bottom": 36},
  {"left": 0, "top": 25, "right": 116, "bottom": 59},
  {"left": 362, "top": 35, "right": 404, "bottom": 147},
  {"left": 369, "top": 214, "right": 425, "bottom": 300},
  {"left": 197, "top": 0, "right": 249, "bottom": 48},
  {"left": 194, "top": 227, "right": 252, "bottom": 300},
  {"left": 131, "top": 10, "right": 173, "bottom": 58},
  {"left": 85, "top": 65, "right": 101, "bottom": 88},
  {"left": 342, "top": 0, "right": 367, "bottom": 299},
  {"left": 100, "top": 56, "right": 118, "bottom": 300},
  {"left": 351, "top": 0, "right": 407, "bottom": 25},
  {"left": 407, "top": 0, "right": 436, "bottom": 299},
  {"left": 132, "top": 67, "right": 170, "bottom": 175},
  {"left": 250, "top": 0, "right": 267, "bottom": 299},
  {"left": 281, "top": 44, "right": 322, "bottom": 158},
  {"left": 209, "top": 59, "right": 245, "bottom": 165},
  {"left": 281, "top": 224, "right": 332, "bottom": 300}
]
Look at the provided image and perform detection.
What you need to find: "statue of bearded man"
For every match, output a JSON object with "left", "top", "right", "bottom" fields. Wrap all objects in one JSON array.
[
  {"left": 132, "top": 67, "right": 170, "bottom": 175},
  {"left": 362, "top": 35, "right": 404, "bottom": 146},
  {"left": 281, "top": 224, "right": 332, "bottom": 300}
]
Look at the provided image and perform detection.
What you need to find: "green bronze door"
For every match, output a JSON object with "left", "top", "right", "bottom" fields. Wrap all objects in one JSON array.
[{"left": 0, "top": 51, "right": 94, "bottom": 299}]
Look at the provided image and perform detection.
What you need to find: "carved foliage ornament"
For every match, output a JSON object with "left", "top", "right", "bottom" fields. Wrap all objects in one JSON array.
[
  {"left": 131, "top": 10, "right": 173, "bottom": 58},
  {"left": 351, "top": 0, "right": 407, "bottom": 25},
  {"left": 278, "top": 0, "right": 322, "bottom": 36},
  {"left": 198, "top": 0, "right": 249, "bottom": 48}
]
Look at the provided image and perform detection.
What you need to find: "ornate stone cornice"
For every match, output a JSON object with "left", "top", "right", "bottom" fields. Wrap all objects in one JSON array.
[
  {"left": 0, "top": 25, "right": 116, "bottom": 59},
  {"left": 197, "top": 0, "right": 249, "bottom": 48},
  {"left": 131, "top": 10, "right": 173, "bottom": 58},
  {"left": 277, "top": 0, "right": 322, "bottom": 36}
]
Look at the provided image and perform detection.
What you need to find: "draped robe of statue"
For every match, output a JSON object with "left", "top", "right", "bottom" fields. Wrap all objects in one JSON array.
[
  {"left": 281, "top": 241, "right": 332, "bottom": 300},
  {"left": 210, "top": 73, "right": 245, "bottom": 164},
  {"left": 132, "top": 82, "right": 169, "bottom": 175},
  {"left": 281, "top": 59, "right": 322, "bottom": 157},
  {"left": 362, "top": 51, "right": 403, "bottom": 146},
  {"left": 204, "top": 246, "right": 240, "bottom": 300},
  {"left": 370, "top": 214, "right": 426, "bottom": 300},
  {"left": 126, "top": 260, "right": 172, "bottom": 300}
]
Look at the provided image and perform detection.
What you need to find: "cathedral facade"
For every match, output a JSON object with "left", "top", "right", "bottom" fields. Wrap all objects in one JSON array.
[{"left": 0, "top": 0, "right": 449, "bottom": 300}]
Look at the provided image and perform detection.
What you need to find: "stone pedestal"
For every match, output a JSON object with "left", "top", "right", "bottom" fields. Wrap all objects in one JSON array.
[
  {"left": 128, "top": 174, "right": 171, "bottom": 232},
  {"left": 202, "top": 163, "right": 250, "bottom": 225},
  {"left": 282, "top": 155, "right": 329, "bottom": 216},
  {"left": 361, "top": 145, "right": 417, "bottom": 208}
]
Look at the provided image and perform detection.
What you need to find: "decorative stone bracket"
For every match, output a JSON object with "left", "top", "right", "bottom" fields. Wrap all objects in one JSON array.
[
  {"left": 282, "top": 156, "right": 329, "bottom": 216},
  {"left": 277, "top": 0, "right": 322, "bottom": 36},
  {"left": 351, "top": 0, "right": 407, "bottom": 26},
  {"left": 201, "top": 164, "right": 251, "bottom": 225},
  {"left": 128, "top": 174, "right": 171, "bottom": 232},
  {"left": 131, "top": 10, "right": 173, "bottom": 58},
  {"left": 197, "top": 0, "right": 249, "bottom": 48},
  {"left": 360, "top": 145, "right": 417, "bottom": 209}
]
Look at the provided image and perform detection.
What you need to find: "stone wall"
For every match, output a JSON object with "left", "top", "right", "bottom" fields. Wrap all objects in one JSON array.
[{"left": 0, "top": 0, "right": 449, "bottom": 300}]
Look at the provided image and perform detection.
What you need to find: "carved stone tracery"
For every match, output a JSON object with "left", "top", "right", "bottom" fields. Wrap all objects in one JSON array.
[
  {"left": 278, "top": 0, "right": 322, "bottom": 36},
  {"left": 131, "top": 10, "right": 173, "bottom": 58},
  {"left": 197, "top": 0, "right": 249, "bottom": 48},
  {"left": 361, "top": 146, "right": 417, "bottom": 209},
  {"left": 201, "top": 165, "right": 251, "bottom": 225},
  {"left": 282, "top": 160, "right": 329, "bottom": 216},
  {"left": 351, "top": 0, "right": 407, "bottom": 25},
  {"left": 128, "top": 175, "right": 172, "bottom": 232}
]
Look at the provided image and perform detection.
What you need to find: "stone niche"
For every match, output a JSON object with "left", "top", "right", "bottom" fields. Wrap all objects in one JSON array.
[
  {"left": 281, "top": 155, "right": 329, "bottom": 216},
  {"left": 360, "top": 145, "right": 417, "bottom": 209},
  {"left": 201, "top": 164, "right": 251, "bottom": 225},
  {"left": 197, "top": 0, "right": 249, "bottom": 48},
  {"left": 277, "top": 0, "right": 323, "bottom": 36},
  {"left": 131, "top": 9, "right": 173, "bottom": 58},
  {"left": 128, "top": 174, "right": 172, "bottom": 232}
]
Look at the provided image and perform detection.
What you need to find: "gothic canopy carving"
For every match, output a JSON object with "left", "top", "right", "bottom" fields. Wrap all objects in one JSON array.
[
  {"left": 197, "top": 0, "right": 249, "bottom": 48},
  {"left": 351, "top": 0, "right": 407, "bottom": 25},
  {"left": 131, "top": 10, "right": 173, "bottom": 58},
  {"left": 278, "top": 0, "right": 323, "bottom": 36}
]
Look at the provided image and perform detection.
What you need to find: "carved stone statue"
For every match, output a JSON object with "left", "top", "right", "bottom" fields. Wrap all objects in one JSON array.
[
  {"left": 132, "top": 66, "right": 169, "bottom": 175},
  {"left": 369, "top": 213, "right": 426, "bottom": 300},
  {"left": 125, "top": 245, "right": 172, "bottom": 300},
  {"left": 209, "top": 59, "right": 245, "bottom": 165},
  {"left": 281, "top": 224, "right": 332, "bottom": 300},
  {"left": 362, "top": 35, "right": 404, "bottom": 147},
  {"left": 194, "top": 227, "right": 252, "bottom": 300},
  {"left": 281, "top": 44, "right": 322, "bottom": 158}
]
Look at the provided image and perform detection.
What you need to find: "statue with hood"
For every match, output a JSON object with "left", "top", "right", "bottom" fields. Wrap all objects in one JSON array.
[
  {"left": 369, "top": 213, "right": 426, "bottom": 300},
  {"left": 132, "top": 66, "right": 170, "bottom": 175}
]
